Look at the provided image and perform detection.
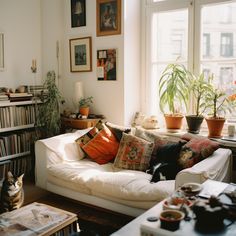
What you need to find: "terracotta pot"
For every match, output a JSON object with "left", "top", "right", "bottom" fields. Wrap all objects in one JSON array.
[
  {"left": 185, "top": 115, "right": 204, "bottom": 134},
  {"left": 164, "top": 114, "right": 183, "bottom": 130},
  {"left": 206, "top": 117, "right": 225, "bottom": 138},
  {"left": 79, "top": 107, "right": 90, "bottom": 117}
]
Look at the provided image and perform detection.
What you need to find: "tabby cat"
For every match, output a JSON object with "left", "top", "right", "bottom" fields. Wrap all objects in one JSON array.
[{"left": 0, "top": 171, "right": 24, "bottom": 213}]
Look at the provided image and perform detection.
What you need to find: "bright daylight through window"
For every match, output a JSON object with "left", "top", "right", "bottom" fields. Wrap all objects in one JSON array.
[{"left": 144, "top": 0, "right": 236, "bottom": 128}]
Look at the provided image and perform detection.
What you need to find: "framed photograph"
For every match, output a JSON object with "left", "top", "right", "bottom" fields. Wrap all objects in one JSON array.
[
  {"left": 71, "top": 0, "right": 86, "bottom": 27},
  {"left": 97, "top": 49, "right": 117, "bottom": 80},
  {"left": 0, "top": 33, "right": 4, "bottom": 70},
  {"left": 69, "top": 37, "right": 92, "bottom": 72},
  {"left": 96, "top": 0, "right": 121, "bottom": 36}
]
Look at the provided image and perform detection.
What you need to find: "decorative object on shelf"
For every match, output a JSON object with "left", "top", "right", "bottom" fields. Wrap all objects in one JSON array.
[
  {"left": 96, "top": 0, "right": 121, "bottom": 36},
  {"left": 131, "top": 112, "right": 145, "bottom": 127},
  {"left": 185, "top": 72, "right": 212, "bottom": 134},
  {"left": 73, "top": 81, "right": 84, "bottom": 113},
  {"left": 97, "top": 49, "right": 117, "bottom": 80},
  {"left": 142, "top": 116, "right": 158, "bottom": 129},
  {"left": 228, "top": 125, "right": 235, "bottom": 137},
  {"left": 159, "top": 61, "right": 191, "bottom": 130},
  {"left": 78, "top": 96, "right": 93, "bottom": 117},
  {"left": 71, "top": 0, "right": 86, "bottom": 27},
  {"left": 37, "top": 71, "right": 64, "bottom": 138},
  {"left": 204, "top": 74, "right": 235, "bottom": 138},
  {"left": 69, "top": 36, "right": 92, "bottom": 72},
  {"left": 0, "top": 33, "right": 4, "bottom": 70}
]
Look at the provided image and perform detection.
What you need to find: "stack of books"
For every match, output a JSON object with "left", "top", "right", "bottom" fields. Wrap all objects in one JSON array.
[
  {"left": 0, "top": 94, "right": 8, "bottom": 102},
  {"left": 28, "top": 85, "right": 48, "bottom": 99},
  {"left": 9, "top": 93, "right": 33, "bottom": 102}
]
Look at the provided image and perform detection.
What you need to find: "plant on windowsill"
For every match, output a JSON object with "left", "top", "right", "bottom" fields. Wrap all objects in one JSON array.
[
  {"left": 185, "top": 72, "right": 212, "bottom": 134},
  {"left": 204, "top": 74, "right": 235, "bottom": 138},
  {"left": 78, "top": 96, "right": 93, "bottom": 117},
  {"left": 159, "top": 62, "right": 191, "bottom": 130},
  {"left": 37, "top": 71, "right": 64, "bottom": 138}
]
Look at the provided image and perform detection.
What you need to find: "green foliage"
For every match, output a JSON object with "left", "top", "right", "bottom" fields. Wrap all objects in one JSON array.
[
  {"left": 159, "top": 63, "right": 191, "bottom": 114},
  {"left": 190, "top": 72, "right": 212, "bottom": 116},
  {"left": 204, "top": 74, "right": 234, "bottom": 118},
  {"left": 79, "top": 96, "right": 93, "bottom": 108},
  {"left": 37, "top": 71, "right": 63, "bottom": 137}
]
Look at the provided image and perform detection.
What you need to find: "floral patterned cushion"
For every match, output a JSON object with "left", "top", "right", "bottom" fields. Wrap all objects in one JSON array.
[
  {"left": 75, "top": 120, "right": 119, "bottom": 164},
  {"left": 178, "top": 138, "right": 219, "bottom": 168},
  {"left": 113, "top": 133, "right": 154, "bottom": 171}
]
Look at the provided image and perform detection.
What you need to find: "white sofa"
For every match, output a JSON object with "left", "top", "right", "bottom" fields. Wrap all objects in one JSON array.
[{"left": 35, "top": 129, "right": 232, "bottom": 217}]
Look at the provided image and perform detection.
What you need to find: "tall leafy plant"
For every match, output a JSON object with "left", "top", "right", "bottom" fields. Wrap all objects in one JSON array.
[
  {"left": 159, "top": 63, "right": 191, "bottom": 114},
  {"left": 37, "top": 71, "right": 63, "bottom": 137}
]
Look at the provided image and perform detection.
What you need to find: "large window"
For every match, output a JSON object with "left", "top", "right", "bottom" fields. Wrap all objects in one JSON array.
[{"left": 144, "top": 0, "right": 236, "bottom": 125}]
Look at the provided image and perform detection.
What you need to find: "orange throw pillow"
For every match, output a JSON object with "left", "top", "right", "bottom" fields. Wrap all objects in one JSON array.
[{"left": 76, "top": 121, "right": 119, "bottom": 164}]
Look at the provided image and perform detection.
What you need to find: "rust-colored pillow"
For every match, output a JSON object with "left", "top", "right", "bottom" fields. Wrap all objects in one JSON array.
[
  {"left": 75, "top": 121, "right": 119, "bottom": 164},
  {"left": 113, "top": 133, "right": 154, "bottom": 171}
]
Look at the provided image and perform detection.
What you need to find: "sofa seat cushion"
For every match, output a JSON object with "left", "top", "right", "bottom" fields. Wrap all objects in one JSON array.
[{"left": 47, "top": 159, "right": 175, "bottom": 204}]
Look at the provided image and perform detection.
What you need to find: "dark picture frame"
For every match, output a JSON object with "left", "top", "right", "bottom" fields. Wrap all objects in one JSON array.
[
  {"left": 69, "top": 37, "right": 92, "bottom": 72},
  {"left": 71, "top": 0, "right": 86, "bottom": 27},
  {"left": 97, "top": 49, "right": 117, "bottom": 80},
  {"left": 96, "top": 0, "right": 121, "bottom": 36}
]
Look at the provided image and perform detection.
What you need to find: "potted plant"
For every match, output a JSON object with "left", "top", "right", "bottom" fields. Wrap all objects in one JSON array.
[
  {"left": 37, "top": 71, "right": 63, "bottom": 138},
  {"left": 159, "top": 62, "right": 191, "bottom": 129},
  {"left": 185, "top": 73, "right": 212, "bottom": 134},
  {"left": 204, "top": 75, "right": 234, "bottom": 138},
  {"left": 78, "top": 96, "right": 93, "bottom": 117}
]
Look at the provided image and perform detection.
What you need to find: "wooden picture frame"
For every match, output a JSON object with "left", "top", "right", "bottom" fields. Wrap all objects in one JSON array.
[
  {"left": 97, "top": 49, "right": 117, "bottom": 80},
  {"left": 96, "top": 0, "right": 121, "bottom": 37},
  {"left": 69, "top": 37, "right": 92, "bottom": 72},
  {"left": 71, "top": 0, "right": 86, "bottom": 27},
  {"left": 0, "top": 33, "right": 4, "bottom": 70}
]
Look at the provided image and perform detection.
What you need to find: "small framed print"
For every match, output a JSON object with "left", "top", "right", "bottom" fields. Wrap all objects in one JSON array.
[
  {"left": 71, "top": 0, "right": 86, "bottom": 27},
  {"left": 69, "top": 37, "right": 92, "bottom": 72},
  {"left": 97, "top": 49, "right": 116, "bottom": 80},
  {"left": 96, "top": 0, "right": 121, "bottom": 36}
]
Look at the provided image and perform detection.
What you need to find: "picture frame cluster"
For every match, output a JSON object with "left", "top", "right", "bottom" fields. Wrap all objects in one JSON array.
[{"left": 69, "top": 0, "right": 120, "bottom": 81}]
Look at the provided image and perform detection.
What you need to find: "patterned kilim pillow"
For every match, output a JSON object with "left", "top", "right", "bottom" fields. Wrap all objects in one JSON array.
[
  {"left": 113, "top": 133, "right": 154, "bottom": 171},
  {"left": 75, "top": 120, "right": 120, "bottom": 164}
]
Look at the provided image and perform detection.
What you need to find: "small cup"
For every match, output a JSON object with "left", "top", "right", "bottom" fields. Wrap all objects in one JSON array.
[
  {"left": 228, "top": 125, "right": 235, "bottom": 137},
  {"left": 159, "top": 210, "right": 184, "bottom": 231}
]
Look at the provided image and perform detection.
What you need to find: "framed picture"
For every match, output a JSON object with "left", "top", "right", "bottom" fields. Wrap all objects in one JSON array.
[
  {"left": 69, "top": 37, "right": 92, "bottom": 72},
  {"left": 71, "top": 0, "right": 86, "bottom": 27},
  {"left": 0, "top": 33, "right": 4, "bottom": 70},
  {"left": 96, "top": 0, "right": 121, "bottom": 36},
  {"left": 97, "top": 49, "right": 116, "bottom": 80}
]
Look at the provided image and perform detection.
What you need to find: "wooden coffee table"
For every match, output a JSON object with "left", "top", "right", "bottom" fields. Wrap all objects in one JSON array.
[{"left": 0, "top": 202, "right": 78, "bottom": 236}]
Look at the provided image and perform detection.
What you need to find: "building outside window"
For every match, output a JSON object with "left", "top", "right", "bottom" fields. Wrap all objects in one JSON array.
[{"left": 144, "top": 0, "right": 236, "bottom": 126}]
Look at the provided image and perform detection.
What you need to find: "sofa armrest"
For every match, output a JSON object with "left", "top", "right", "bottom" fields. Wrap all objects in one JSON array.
[
  {"left": 35, "top": 129, "right": 90, "bottom": 189},
  {"left": 175, "top": 148, "right": 232, "bottom": 189}
]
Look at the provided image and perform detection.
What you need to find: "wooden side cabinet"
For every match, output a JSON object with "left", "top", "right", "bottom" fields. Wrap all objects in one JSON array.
[{"left": 61, "top": 117, "right": 100, "bottom": 131}]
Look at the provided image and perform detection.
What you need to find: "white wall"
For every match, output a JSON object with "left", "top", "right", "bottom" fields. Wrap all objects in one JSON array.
[
  {"left": 0, "top": 0, "right": 41, "bottom": 89},
  {"left": 0, "top": 0, "right": 141, "bottom": 126}
]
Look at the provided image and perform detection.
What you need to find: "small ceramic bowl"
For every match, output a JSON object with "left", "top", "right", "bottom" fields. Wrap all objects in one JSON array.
[
  {"left": 159, "top": 210, "right": 185, "bottom": 231},
  {"left": 163, "top": 198, "right": 193, "bottom": 211},
  {"left": 180, "top": 182, "right": 202, "bottom": 196}
]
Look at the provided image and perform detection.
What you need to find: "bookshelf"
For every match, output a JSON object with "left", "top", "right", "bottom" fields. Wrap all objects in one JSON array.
[{"left": 0, "top": 100, "right": 39, "bottom": 180}]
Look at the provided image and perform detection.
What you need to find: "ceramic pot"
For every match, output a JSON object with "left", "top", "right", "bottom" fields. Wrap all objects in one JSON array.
[
  {"left": 160, "top": 210, "right": 185, "bottom": 231},
  {"left": 185, "top": 115, "right": 204, "bottom": 134},
  {"left": 79, "top": 107, "right": 90, "bottom": 117},
  {"left": 206, "top": 117, "right": 225, "bottom": 138},
  {"left": 164, "top": 114, "right": 183, "bottom": 130}
]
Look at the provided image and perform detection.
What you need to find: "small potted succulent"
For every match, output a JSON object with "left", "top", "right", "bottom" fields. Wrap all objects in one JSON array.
[
  {"left": 204, "top": 74, "right": 234, "bottom": 138},
  {"left": 159, "top": 62, "right": 191, "bottom": 130},
  {"left": 78, "top": 96, "right": 93, "bottom": 117},
  {"left": 185, "top": 73, "right": 212, "bottom": 134}
]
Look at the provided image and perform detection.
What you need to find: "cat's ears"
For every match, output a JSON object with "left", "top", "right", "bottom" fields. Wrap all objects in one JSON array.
[
  {"left": 6, "top": 171, "right": 13, "bottom": 178},
  {"left": 18, "top": 173, "right": 24, "bottom": 182}
]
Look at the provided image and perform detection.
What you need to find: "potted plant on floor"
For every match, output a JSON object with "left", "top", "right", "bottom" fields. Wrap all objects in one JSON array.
[
  {"left": 185, "top": 73, "right": 212, "bottom": 134},
  {"left": 159, "top": 62, "right": 191, "bottom": 130},
  {"left": 78, "top": 96, "right": 93, "bottom": 117},
  {"left": 204, "top": 75, "right": 234, "bottom": 138}
]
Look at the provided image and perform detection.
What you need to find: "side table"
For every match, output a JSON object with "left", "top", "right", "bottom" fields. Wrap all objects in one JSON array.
[{"left": 61, "top": 117, "right": 100, "bottom": 132}]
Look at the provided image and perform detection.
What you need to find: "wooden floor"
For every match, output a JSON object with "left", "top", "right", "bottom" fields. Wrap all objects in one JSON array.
[{"left": 23, "top": 178, "right": 134, "bottom": 236}]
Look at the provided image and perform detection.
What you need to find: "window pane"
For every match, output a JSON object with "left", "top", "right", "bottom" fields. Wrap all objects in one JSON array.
[
  {"left": 149, "top": 9, "right": 188, "bottom": 117},
  {"left": 201, "top": 2, "right": 236, "bottom": 103}
]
